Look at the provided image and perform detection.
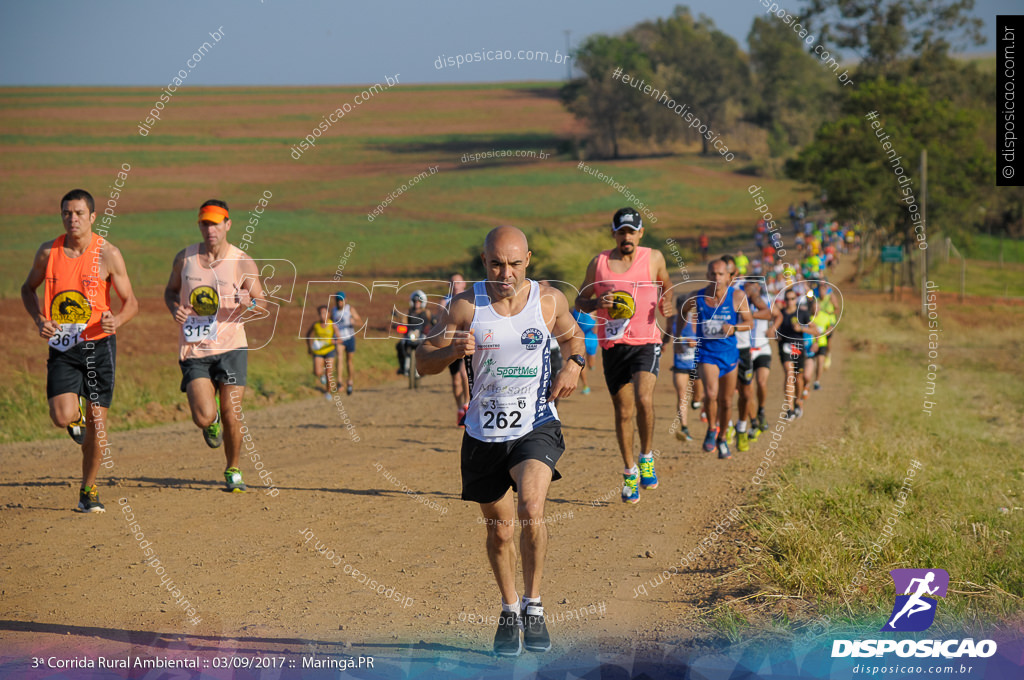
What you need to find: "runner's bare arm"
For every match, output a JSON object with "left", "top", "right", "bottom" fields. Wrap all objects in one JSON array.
[
  {"left": 415, "top": 292, "right": 475, "bottom": 375},
  {"left": 233, "top": 254, "right": 265, "bottom": 315},
  {"left": 305, "top": 323, "right": 316, "bottom": 353},
  {"left": 545, "top": 288, "right": 585, "bottom": 400},
  {"left": 729, "top": 289, "right": 753, "bottom": 334},
  {"left": 750, "top": 293, "right": 773, "bottom": 320},
  {"left": 21, "top": 241, "right": 57, "bottom": 338},
  {"left": 101, "top": 242, "right": 139, "bottom": 333},
  {"left": 164, "top": 249, "right": 190, "bottom": 324},
  {"left": 574, "top": 256, "right": 614, "bottom": 313}
]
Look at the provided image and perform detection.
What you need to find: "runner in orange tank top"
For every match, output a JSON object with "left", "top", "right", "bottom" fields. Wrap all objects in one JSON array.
[
  {"left": 576, "top": 208, "right": 673, "bottom": 504},
  {"left": 21, "top": 189, "right": 139, "bottom": 513},
  {"left": 164, "top": 199, "right": 266, "bottom": 493}
]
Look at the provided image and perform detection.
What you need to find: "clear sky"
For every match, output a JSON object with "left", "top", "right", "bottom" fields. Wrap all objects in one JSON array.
[{"left": 0, "top": 0, "right": 1011, "bottom": 86}]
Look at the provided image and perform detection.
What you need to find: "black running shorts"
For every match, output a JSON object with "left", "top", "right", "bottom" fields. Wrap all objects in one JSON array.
[
  {"left": 737, "top": 347, "right": 753, "bottom": 385},
  {"left": 179, "top": 349, "right": 248, "bottom": 392},
  {"left": 601, "top": 342, "right": 661, "bottom": 394},
  {"left": 460, "top": 420, "right": 564, "bottom": 504},
  {"left": 752, "top": 352, "right": 772, "bottom": 372},
  {"left": 778, "top": 340, "right": 805, "bottom": 374},
  {"left": 47, "top": 335, "right": 117, "bottom": 408}
]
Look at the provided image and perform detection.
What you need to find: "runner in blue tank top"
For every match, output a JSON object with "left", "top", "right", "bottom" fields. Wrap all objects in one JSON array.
[
  {"left": 680, "top": 259, "right": 753, "bottom": 459},
  {"left": 416, "top": 226, "right": 585, "bottom": 657}
]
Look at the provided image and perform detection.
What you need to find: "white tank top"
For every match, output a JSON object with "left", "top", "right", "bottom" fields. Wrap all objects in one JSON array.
[
  {"left": 731, "top": 281, "right": 751, "bottom": 350},
  {"left": 331, "top": 304, "right": 354, "bottom": 340},
  {"left": 752, "top": 292, "right": 771, "bottom": 350},
  {"left": 465, "top": 280, "right": 557, "bottom": 443}
]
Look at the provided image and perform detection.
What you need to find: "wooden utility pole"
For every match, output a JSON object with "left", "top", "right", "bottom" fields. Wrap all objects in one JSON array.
[{"left": 920, "top": 149, "right": 928, "bottom": 316}]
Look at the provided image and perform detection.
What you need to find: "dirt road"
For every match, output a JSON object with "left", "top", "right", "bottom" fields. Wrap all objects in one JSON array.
[{"left": 0, "top": 305, "right": 848, "bottom": 677}]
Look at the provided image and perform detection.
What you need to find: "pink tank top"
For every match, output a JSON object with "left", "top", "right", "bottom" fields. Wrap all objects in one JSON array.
[
  {"left": 179, "top": 243, "right": 248, "bottom": 360},
  {"left": 592, "top": 247, "right": 661, "bottom": 348}
]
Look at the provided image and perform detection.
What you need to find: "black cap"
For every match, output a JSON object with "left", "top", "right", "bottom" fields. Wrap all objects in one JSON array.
[{"left": 612, "top": 207, "right": 642, "bottom": 231}]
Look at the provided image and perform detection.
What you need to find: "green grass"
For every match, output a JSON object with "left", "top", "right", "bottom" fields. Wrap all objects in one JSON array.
[
  {"left": 0, "top": 333, "right": 399, "bottom": 446},
  {"left": 717, "top": 299, "right": 1024, "bottom": 642}
]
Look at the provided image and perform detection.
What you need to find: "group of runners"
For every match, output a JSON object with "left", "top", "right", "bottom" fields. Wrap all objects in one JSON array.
[{"left": 22, "top": 192, "right": 843, "bottom": 657}]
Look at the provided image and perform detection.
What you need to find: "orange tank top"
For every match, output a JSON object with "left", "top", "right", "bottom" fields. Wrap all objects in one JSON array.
[
  {"left": 44, "top": 233, "right": 111, "bottom": 349},
  {"left": 592, "top": 247, "right": 661, "bottom": 348},
  {"left": 179, "top": 243, "right": 248, "bottom": 360}
]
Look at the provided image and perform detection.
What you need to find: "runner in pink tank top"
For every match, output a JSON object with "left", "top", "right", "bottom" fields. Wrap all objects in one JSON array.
[
  {"left": 576, "top": 208, "right": 673, "bottom": 504},
  {"left": 164, "top": 200, "right": 266, "bottom": 494}
]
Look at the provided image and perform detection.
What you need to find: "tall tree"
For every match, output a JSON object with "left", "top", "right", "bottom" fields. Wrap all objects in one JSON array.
[
  {"left": 787, "top": 78, "right": 992, "bottom": 252},
  {"left": 636, "top": 6, "right": 750, "bottom": 155},
  {"left": 747, "top": 15, "right": 839, "bottom": 156},
  {"left": 800, "top": 0, "right": 985, "bottom": 75},
  {"left": 561, "top": 35, "right": 654, "bottom": 158}
]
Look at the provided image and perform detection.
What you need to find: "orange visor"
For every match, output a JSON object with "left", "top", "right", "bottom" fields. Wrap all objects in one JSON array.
[{"left": 198, "top": 205, "right": 230, "bottom": 224}]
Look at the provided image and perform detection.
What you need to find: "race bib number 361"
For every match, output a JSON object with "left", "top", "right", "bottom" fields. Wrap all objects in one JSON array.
[
  {"left": 183, "top": 315, "right": 218, "bottom": 343},
  {"left": 48, "top": 323, "right": 87, "bottom": 352}
]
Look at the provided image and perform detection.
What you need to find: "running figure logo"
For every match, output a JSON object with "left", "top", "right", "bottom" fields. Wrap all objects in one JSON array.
[{"left": 882, "top": 568, "right": 949, "bottom": 632}]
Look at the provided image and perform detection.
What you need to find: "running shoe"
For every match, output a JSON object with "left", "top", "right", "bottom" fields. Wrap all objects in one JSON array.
[
  {"left": 621, "top": 472, "right": 640, "bottom": 504},
  {"left": 726, "top": 424, "right": 736, "bottom": 442},
  {"left": 749, "top": 427, "right": 761, "bottom": 443},
  {"left": 702, "top": 428, "right": 718, "bottom": 453},
  {"left": 794, "top": 406, "right": 803, "bottom": 419},
  {"left": 224, "top": 467, "right": 246, "bottom": 493},
  {"left": 813, "top": 381, "right": 821, "bottom": 390},
  {"left": 521, "top": 602, "right": 551, "bottom": 652},
  {"left": 324, "top": 391, "right": 333, "bottom": 401},
  {"left": 203, "top": 410, "right": 223, "bottom": 448},
  {"left": 346, "top": 382, "right": 353, "bottom": 395},
  {"left": 717, "top": 439, "right": 732, "bottom": 460},
  {"left": 638, "top": 455, "right": 658, "bottom": 490},
  {"left": 493, "top": 610, "right": 523, "bottom": 657},
  {"left": 319, "top": 374, "right": 327, "bottom": 386},
  {"left": 700, "top": 411, "right": 708, "bottom": 423},
  {"left": 691, "top": 400, "right": 702, "bottom": 411},
  {"left": 581, "top": 387, "right": 591, "bottom": 395},
  {"left": 675, "top": 426, "right": 693, "bottom": 442},
  {"left": 786, "top": 410, "right": 796, "bottom": 421},
  {"left": 757, "top": 410, "right": 768, "bottom": 431},
  {"left": 67, "top": 396, "right": 86, "bottom": 445},
  {"left": 75, "top": 485, "right": 106, "bottom": 513},
  {"left": 737, "top": 430, "right": 749, "bottom": 452}
]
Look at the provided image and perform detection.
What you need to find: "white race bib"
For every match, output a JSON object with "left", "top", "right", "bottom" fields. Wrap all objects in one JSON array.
[
  {"left": 183, "top": 315, "right": 218, "bottom": 343},
  {"left": 479, "top": 396, "right": 530, "bottom": 433},
  {"left": 48, "top": 323, "right": 87, "bottom": 352},
  {"left": 704, "top": 319, "right": 725, "bottom": 339},
  {"left": 311, "top": 338, "right": 329, "bottom": 351},
  {"left": 604, "top": 317, "right": 630, "bottom": 341}
]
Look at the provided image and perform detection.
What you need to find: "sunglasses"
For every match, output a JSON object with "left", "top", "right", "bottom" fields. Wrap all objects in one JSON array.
[{"left": 612, "top": 224, "right": 642, "bottom": 232}]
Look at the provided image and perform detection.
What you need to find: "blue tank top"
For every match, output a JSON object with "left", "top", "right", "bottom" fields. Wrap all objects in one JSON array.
[{"left": 695, "top": 287, "right": 739, "bottom": 361}]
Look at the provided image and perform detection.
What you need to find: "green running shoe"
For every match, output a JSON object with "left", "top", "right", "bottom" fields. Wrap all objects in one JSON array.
[
  {"left": 638, "top": 454, "right": 658, "bottom": 490},
  {"left": 203, "top": 406, "right": 223, "bottom": 449},
  {"left": 75, "top": 485, "right": 106, "bottom": 513},
  {"left": 67, "top": 396, "right": 86, "bottom": 445},
  {"left": 224, "top": 467, "right": 246, "bottom": 493},
  {"left": 621, "top": 472, "right": 640, "bottom": 504}
]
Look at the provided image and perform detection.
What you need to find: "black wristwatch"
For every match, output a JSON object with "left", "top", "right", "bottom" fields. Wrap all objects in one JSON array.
[{"left": 568, "top": 353, "right": 586, "bottom": 368}]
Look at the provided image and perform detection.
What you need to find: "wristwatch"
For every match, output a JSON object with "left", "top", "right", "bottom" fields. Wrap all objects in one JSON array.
[{"left": 568, "top": 353, "right": 586, "bottom": 368}]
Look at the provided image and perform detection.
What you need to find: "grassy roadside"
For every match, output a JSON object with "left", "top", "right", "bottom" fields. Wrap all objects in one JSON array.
[{"left": 710, "top": 294, "right": 1024, "bottom": 640}]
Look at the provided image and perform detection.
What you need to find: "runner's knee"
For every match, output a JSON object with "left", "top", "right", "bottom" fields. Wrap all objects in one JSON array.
[{"left": 516, "top": 497, "right": 545, "bottom": 521}]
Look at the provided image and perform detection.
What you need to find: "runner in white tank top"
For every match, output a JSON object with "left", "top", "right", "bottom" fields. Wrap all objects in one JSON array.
[
  {"left": 465, "top": 280, "right": 557, "bottom": 442},
  {"left": 414, "top": 227, "right": 585, "bottom": 657}
]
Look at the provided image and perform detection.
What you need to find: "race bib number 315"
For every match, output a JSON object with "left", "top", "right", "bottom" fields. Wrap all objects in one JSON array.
[{"left": 183, "top": 315, "right": 218, "bottom": 343}]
